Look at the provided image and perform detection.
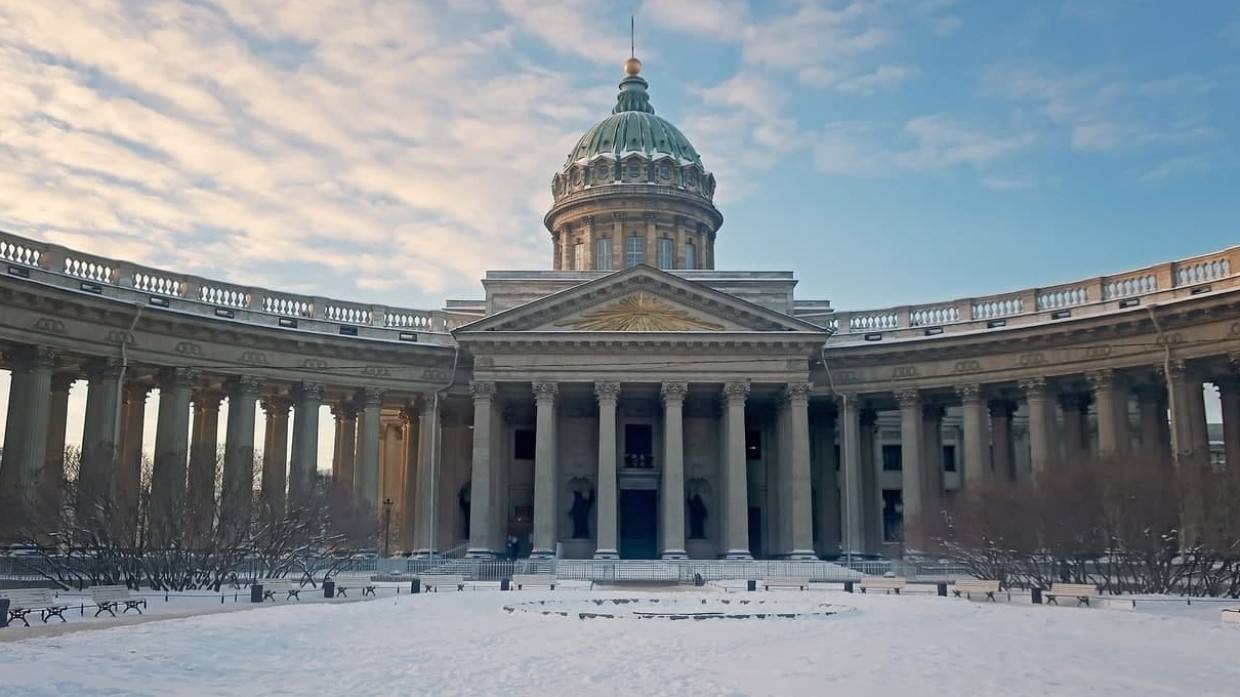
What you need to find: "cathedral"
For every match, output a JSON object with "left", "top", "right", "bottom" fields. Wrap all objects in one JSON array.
[{"left": 0, "top": 55, "right": 1236, "bottom": 562}]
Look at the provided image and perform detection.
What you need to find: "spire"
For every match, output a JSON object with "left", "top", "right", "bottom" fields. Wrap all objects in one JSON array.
[{"left": 614, "top": 16, "right": 653, "bottom": 114}]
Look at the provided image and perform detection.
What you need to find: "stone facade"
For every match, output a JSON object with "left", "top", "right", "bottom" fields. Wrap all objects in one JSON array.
[{"left": 0, "top": 58, "right": 1238, "bottom": 559}]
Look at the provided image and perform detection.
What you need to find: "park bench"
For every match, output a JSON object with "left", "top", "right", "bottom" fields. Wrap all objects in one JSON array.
[
  {"left": 333, "top": 574, "right": 376, "bottom": 598},
  {"left": 419, "top": 574, "right": 465, "bottom": 592},
  {"left": 511, "top": 574, "right": 556, "bottom": 590},
  {"left": 1045, "top": 583, "right": 1098, "bottom": 607},
  {"left": 260, "top": 580, "right": 301, "bottom": 601},
  {"left": 763, "top": 577, "right": 809, "bottom": 591},
  {"left": 952, "top": 579, "right": 1001, "bottom": 601},
  {"left": 90, "top": 585, "right": 147, "bottom": 617},
  {"left": 1, "top": 588, "right": 68, "bottom": 626},
  {"left": 859, "top": 576, "right": 907, "bottom": 595},
  {"left": 1220, "top": 608, "right": 1239, "bottom": 624}
]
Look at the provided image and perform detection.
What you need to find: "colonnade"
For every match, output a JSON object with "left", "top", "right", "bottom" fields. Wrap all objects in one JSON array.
[
  {"left": 0, "top": 342, "right": 441, "bottom": 549},
  {"left": 461, "top": 379, "right": 817, "bottom": 560}
]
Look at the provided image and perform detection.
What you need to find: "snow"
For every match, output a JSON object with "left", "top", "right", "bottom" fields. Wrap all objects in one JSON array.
[{"left": 1, "top": 587, "right": 1238, "bottom": 696}]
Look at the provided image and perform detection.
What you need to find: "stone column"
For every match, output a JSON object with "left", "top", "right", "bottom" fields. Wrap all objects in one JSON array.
[
  {"left": 593, "top": 382, "right": 620, "bottom": 559},
  {"left": 149, "top": 368, "right": 194, "bottom": 542},
  {"left": 1167, "top": 361, "right": 1204, "bottom": 469},
  {"left": 467, "top": 381, "right": 497, "bottom": 558},
  {"left": 413, "top": 395, "right": 439, "bottom": 555},
  {"left": 1216, "top": 376, "right": 1240, "bottom": 471},
  {"left": 921, "top": 402, "right": 944, "bottom": 510},
  {"left": 289, "top": 382, "right": 323, "bottom": 508},
  {"left": 531, "top": 382, "right": 559, "bottom": 558},
  {"left": 1135, "top": 385, "right": 1170, "bottom": 467},
  {"left": 187, "top": 390, "right": 222, "bottom": 547},
  {"left": 860, "top": 409, "right": 880, "bottom": 553},
  {"left": 812, "top": 408, "right": 839, "bottom": 556},
  {"left": 401, "top": 404, "right": 421, "bottom": 552},
  {"left": 659, "top": 382, "right": 688, "bottom": 559},
  {"left": 77, "top": 358, "right": 123, "bottom": 527},
  {"left": 40, "top": 373, "right": 75, "bottom": 516},
  {"left": 1088, "top": 369, "right": 1126, "bottom": 458},
  {"left": 722, "top": 381, "right": 751, "bottom": 559},
  {"left": 355, "top": 387, "right": 383, "bottom": 512},
  {"left": 114, "top": 381, "right": 150, "bottom": 543},
  {"left": 1059, "top": 393, "right": 1090, "bottom": 463},
  {"left": 989, "top": 399, "right": 1016, "bottom": 480},
  {"left": 331, "top": 403, "right": 358, "bottom": 494},
  {"left": 1020, "top": 377, "right": 1054, "bottom": 479},
  {"left": 0, "top": 346, "right": 55, "bottom": 521},
  {"left": 784, "top": 383, "right": 816, "bottom": 559},
  {"left": 896, "top": 389, "right": 925, "bottom": 542},
  {"left": 956, "top": 384, "right": 990, "bottom": 487},
  {"left": 836, "top": 394, "right": 864, "bottom": 556},
  {"left": 259, "top": 397, "right": 291, "bottom": 518},
  {"left": 221, "top": 375, "right": 259, "bottom": 536}
]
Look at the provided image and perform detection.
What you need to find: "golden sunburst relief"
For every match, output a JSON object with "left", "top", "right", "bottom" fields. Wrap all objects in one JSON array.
[{"left": 555, "top": 292, "right": 726, "bottom": 331}]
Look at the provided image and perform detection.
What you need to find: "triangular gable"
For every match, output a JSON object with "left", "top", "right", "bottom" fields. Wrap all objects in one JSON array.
[{"left": 454, "top": 265, "right": 827, "bottom": 334}]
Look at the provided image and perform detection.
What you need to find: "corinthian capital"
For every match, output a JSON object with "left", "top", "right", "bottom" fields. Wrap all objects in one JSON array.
[
  {"left": 470, "top": 380, "right": 497, "bottom": 401},
  {"left": 954, "top": 383, "right": 981, "bottom": 403},
  {"left": 1018, "top": 376, "right": 1047, "bottom": 397},
  {"left": 894, "top": 388, "right": 920, "bottom": 410},
  {"left": 660, "top": 381, "right": 688, "bottom": 404},
  {"left": 783, "top": 382, "right": 812, "bottom": 404},
  {"left": 594, "top": 381, "right": 621, "bottom": 403},
  {"left": 722, "top": 381, "right": 749, "bottom": 403},
  {"left": 532, "top": 381, "right": 559, "bottom": 403}
]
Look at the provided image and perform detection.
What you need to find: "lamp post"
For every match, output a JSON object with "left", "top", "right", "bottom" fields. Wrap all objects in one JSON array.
[{"left": 382, "top": 497, "right": 393, "bottom": 559}]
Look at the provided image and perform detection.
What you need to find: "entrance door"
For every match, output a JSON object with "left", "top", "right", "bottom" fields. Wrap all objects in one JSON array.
[
  {"left": 748, "top": 506, "right": 763, "bottom": 559},
  {"left": 620, "top": 490, "right": 658, "bottom": 559}
]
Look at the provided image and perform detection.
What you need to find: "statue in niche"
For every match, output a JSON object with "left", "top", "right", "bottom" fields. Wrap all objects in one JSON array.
[
  {"left": 568, "top": 488, "right": 596, "bottom": 539},
  {"left": 458, "top": 485, "right": 471, "bottom": 540},
  {"left": 687, "top": 492, "right": 708, "bottom": 540}
]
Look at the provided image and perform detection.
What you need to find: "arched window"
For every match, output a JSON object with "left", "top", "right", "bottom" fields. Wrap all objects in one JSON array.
[
  {"left": 625, "top": 235, "right": 645, "bottom": 267},
  {"left": 684, "top": 241, "right": 696, "bottom": 269},
  {"left": 656, "top": 237, "right": 674, "bottom": 269}
]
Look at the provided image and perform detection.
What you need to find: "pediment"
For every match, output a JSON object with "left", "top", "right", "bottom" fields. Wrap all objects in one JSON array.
[{"left": 454, "top": 265, "right": 827, "bottom": 335}]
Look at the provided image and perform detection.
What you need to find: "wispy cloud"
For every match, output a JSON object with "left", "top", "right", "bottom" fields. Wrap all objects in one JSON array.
[
  {"left": 1138, "top": 157, "right": 1209, "bottom": 183},
  {"left": 814, "top": 116, "right": 1035, "bottom": 176}
]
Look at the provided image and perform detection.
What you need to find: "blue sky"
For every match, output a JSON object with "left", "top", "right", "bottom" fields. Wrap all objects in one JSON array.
[
  {"left": 0, "top": 0, "right": 1236, "bottom": 456},
  {"left": 1, "top": 0, "right": 1236, "bottom": 312}
]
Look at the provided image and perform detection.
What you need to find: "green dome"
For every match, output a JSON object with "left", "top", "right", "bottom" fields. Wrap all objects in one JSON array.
[{"left": 563, "top": 74, "right": 705, "bottom": 170}]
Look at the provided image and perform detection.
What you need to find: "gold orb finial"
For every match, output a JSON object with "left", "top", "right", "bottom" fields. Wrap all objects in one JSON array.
[{"left": 624, "top": 56, "right": 642, "bottom": 76}]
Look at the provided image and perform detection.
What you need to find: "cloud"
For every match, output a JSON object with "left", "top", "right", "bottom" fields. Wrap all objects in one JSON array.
[
  {"left": 981, "top": 65, "right": 1216, "bottom": 155},
  {"left": 836, "top": 65, "right": 918, "bottom": 95},
  {"left": 813, "top": 116, "right": 1035, "bottom": 176},
  {"left": 980, "top": 175, "right": 1040, "bottom": 191},
  {"left": 641, "top": 0, "right": 749, "bottom": 42},
  {"left": 0, "top": 1, "right": 604, "bottom": 307},
  {"left": 1138, "top": 157, "right": 1209, "bottom": 183},
  {"left": 931, "top": 16, "right": 963, "bottom": 36}
]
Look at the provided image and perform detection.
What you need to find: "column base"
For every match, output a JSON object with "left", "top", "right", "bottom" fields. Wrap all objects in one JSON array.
[
  {"left": 786, "top": 550, "right": 819, "bottom": 561},
  {"left": 660, "top": 550, "right": 688, "bottom": 560},
  {"left": 529, "top": 548, "right": 555, "bottom": 559},
  {"left": 723, "top": 550, "right": 753, "bottom": 560},
  {"left": 465, "top": 548, "right": 495, "bottom": 559},
  {"left": 592, "top": 548, "right": 619, "bottom": 559}
]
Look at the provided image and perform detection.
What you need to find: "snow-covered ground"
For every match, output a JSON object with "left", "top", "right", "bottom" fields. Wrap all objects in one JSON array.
[{"left": 1, "top": 586, "right": 1238, "bottom": 696}]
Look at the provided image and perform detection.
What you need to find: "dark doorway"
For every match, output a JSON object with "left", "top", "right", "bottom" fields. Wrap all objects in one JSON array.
[
  {"left": 748, "top": 506, "right": 763, "bottom": 559},
  {"left": 620, "top": 489, "right": 657, "bottom": 559}
]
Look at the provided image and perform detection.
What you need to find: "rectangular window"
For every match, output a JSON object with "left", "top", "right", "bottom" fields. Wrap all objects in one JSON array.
[
  {"left": 943, "top": 445, "right": 957, "bottom": 472},
  {"left": 514, "top": 430, "right": 535, "bottom": 460},
  {"left": 595, "top": 240, "right": 612, "bottom": 270},
  {"left": 656, "top": 237, "right": 674, "bottom": 269},
  {"left": 624, "top": 424, "right": 654, "bottom": 468},
  {"left": 573, "top": 242, "right": 584, "bottom": 270},
  {"left": 683, "top": 242, "right": 696, "bottom": 269},
  {"left": 882, "top": 445, "right": 902, "bottom": 471},
  {"left": 625, "top": 235, "right": 645, "bottom": 267}
]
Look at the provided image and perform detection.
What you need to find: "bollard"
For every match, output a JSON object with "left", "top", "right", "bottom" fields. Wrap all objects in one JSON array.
[
  {"left": 410, "top": 578, "right": 421, "bottom": 594},
  {"left": 323, "top": 580, "right": 335, "bottom": 599},
  {"left": 251, "top": 584, "right": 264, "bottom": 603},
  {"left": 694, "top": 573, "right": 704, "bottom": 587},
  {"left": 500, "top": 578, "right": 510, "bottom": 592},
  {"left": 1031, "top": 587, "right": 1042, "bottom": 605},
  {"left": 937, "top": 582, "right": 947, "bottom": 597},
  {"left": 0, "top": 598, "right": 9, "bottom": 628},
  {"left": 220, "top": 595, "right": 224, "bottom": 605},
  {"left": 746, "top": 580, "right": 757, "bottom": 592},
  {"left": 843, "top": 581, "right": 854, "bottom": 593}
]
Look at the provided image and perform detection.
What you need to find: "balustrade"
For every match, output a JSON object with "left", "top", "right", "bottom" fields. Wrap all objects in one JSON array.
[
  {"left": 1176, "top": 257, "right": 1231, "bottom": 286},
  {"left": 1103, "top": 274, "right": 1156, "bottom": 300},
  {"left": 971, "top": 296, "right": 1023, "bottom": 319},
  {"left": 1036, "top": 285, "right": 1088, "bottom": 311}
]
